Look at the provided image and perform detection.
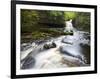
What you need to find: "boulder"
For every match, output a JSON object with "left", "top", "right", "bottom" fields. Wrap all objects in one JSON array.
[
  {"left": 59, "top": 46, "right": 75, "bottom": 57},
  {"left": 21, "top": 56, "right": 36, "bottom": 69},
  {"left": 43, "top": 42, "right": 56, "bottom": 49},
  {"left": 83, "top": 33, "right": 90, "bottom": 40},
  {"left": 21, "top": 43, "right": 32, "bottom": 51},
  {"left": 62, "top": 36, "right": 73, "bottom": 45},
  {"left": 59, "top": 46, "right": 85, "bottom": 63}
]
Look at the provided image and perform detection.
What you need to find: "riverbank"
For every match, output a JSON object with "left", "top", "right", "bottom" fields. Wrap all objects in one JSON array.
[{"left": 21, "top": 28, "right": 73, "bottom": 43}]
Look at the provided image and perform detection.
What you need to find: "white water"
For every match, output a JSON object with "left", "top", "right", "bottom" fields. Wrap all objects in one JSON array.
[
  {"left": 64, "top": 19, "right": 74, "bottom": 32},
  {"left": 33, "top": 36, "right": 67, "bottom": 69},
  {"left": 33, "top": 32, "right": 88, "bottom": 69}
]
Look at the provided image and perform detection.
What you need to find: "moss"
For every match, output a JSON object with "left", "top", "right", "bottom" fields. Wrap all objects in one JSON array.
[
  {"left": 21, "top": 28, "right": 73, "bottom": 43},
  {"left": 31, "top": 28, "right": 73, "bottom": 40},
  {"left": 32, "top": 31, "right": 51, "bottom": 40}
]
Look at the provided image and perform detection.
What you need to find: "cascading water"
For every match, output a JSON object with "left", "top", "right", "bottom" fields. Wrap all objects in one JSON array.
[
  {"left": 21, "top": 20, "right": 90, "bottom": 69},
  {"left": 64, "top": 19, "right": 74, "bottom": 32}
]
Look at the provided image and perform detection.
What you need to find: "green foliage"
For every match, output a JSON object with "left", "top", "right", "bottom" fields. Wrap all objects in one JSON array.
[
  {"left": 31, "top": 28, "right": 73, "bottom": 40},
  {"left": 73, "top": 12, "right": 90, "bottom": 32},
  {"left": 21, "top": 28, "right": 73, "bottom": 42},
  {"left": 64, "top": 12, "right": 77, "bottom": 20},
  {"left": 21, "top": 9, "right": 66, "bottom": 33},
  {"left": 21, "top": 9, "right": 90, "bottom": 43},
  {"left": 21, "top": 9, "right": 40, "bottom": 33}
]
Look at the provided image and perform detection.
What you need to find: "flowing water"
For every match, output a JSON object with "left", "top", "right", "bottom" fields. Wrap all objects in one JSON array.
[{"left": 21, "top": 21, "right": 90, "bottom": 69}]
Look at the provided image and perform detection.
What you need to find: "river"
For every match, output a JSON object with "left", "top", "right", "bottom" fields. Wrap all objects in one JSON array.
[{"left": 21, "top": 30, "right": 90, "bottom": 69}]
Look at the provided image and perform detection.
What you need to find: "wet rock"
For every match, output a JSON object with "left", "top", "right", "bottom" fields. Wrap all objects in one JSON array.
[
  {"left": 80, "top": 44, "right": 90, "bottom": 64},
  {"left": 59, "top": 46, "right": 75, "bottom": 57},
  {"left": 83, "top": 33, "right": 90, "bottom": 40},
  {"left": 62, "top": 36, "right": 73, "bottom": 45},
  {"left": 43, "top": 42, "right": 56, "bottom": 49},
  {"left": 35, "top": 40, "right": 47, "bottom": 45},
  {"left": 62, "top": 56, "right": 87, "bottom": 66},
  {"left": 21, "top": 43, "right": 32, "bottom": 51},
  {"left": 62, "top": 57, "right": 82, "bottom": 66},
  {"left": 85, "top": 35, "right": 90, "bottom": 40},
  {"left": 80, "top": 42, "right": 90, "bottom": 47},
  {"left": 59, "top": 46, "right": 86, "bottom": 64},
  {"left": 62, "top": 40, "right": 73, "bottom": 45},
  {"left": 21, "top": 56, "right": 35, "bottom": 69}
]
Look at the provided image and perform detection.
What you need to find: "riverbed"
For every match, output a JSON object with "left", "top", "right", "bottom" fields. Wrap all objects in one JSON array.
[{"left": 21, "top": 30, "right": 90, "bottom": 69}]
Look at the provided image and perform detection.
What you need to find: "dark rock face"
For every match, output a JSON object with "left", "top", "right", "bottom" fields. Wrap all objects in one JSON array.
[
  {"left": 43, "top": 42, "right": 56, "bottom": 49},
  {"left": 21, "top": 56, "right": 35, "bottom": 69}
]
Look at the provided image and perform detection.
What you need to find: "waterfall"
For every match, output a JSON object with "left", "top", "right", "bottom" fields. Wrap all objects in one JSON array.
[{"left": 64, "top": 19, "right": 74, "bottom": 32}]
